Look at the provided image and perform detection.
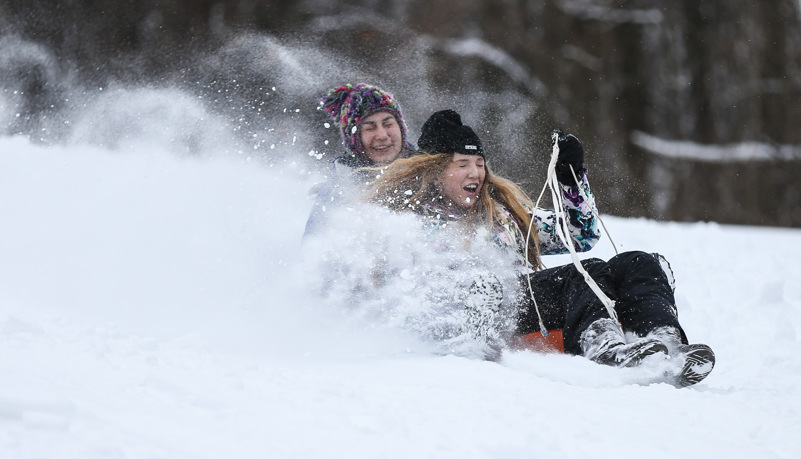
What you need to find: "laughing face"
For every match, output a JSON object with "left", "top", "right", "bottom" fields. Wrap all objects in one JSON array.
[
  {"left": 439, "top": 153, "right": 486, "bottom": 209},
  {"left": 359, "top": 111, "right": 403, "bottom": 165}
]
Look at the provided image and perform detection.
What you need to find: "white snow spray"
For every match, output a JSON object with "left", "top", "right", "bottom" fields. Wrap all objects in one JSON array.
[
  {"left": 0, "top": 32, "right": 525, "bottom": 361},
  {"left": 301, "top": 204, "right": 523, "bottom": 360}
]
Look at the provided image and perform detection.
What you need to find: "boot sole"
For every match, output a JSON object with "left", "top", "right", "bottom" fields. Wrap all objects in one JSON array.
[{"left": 673, "top": 344, "right": 716, "bottom": 387}]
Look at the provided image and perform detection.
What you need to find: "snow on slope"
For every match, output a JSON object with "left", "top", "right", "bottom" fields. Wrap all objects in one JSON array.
[{"left": 1, "top": 134, "right": 800, "bottom": 458}]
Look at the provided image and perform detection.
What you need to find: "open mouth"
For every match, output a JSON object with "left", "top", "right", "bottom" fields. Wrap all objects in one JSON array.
[{"left": 463, "top": 184, "right": 479, "bottom": 193}]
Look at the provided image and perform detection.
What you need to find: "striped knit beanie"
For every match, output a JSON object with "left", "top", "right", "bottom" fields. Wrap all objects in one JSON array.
[{"left": 320, "top": 83, "right": 408, "bottom": 165}]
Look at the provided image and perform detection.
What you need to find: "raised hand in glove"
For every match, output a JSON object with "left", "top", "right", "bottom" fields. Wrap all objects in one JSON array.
[{"left": 552, "top": 129, "right": 584, "bottom": 185}]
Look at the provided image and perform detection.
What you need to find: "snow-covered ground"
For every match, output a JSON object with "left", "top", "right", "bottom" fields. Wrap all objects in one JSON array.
[{"left": 2, "top": 130, "right": 800, "bottom": 458}]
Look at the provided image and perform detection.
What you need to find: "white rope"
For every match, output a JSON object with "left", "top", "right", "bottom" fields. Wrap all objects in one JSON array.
[
  {"left": 522, "top": 142, "right": 558, "bottom": 336},
  {"left": 523, "top": 133, "right": 618, "bottom": 332}
]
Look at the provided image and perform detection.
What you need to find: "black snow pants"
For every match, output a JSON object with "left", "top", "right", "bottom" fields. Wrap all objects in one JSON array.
[{"left": 516, "top": 251, "right": 686, "bottom": 355}]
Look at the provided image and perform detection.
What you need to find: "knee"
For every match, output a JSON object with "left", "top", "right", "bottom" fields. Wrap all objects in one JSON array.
[
  {"left": 612, "top": 251, "right": 660, "bottom": 268},
  {"left": 580, "top": 257, "right": 608, "bottom": 275},
  {"left": 611, "top": 251, "right": 675, "bottom": 289},
  {"left": 634, "top": 251, "right": 666, "bottom": 272}
]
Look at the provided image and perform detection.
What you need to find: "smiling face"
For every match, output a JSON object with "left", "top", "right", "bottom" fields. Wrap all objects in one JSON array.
[
  {"left": 359, "top": 111, "right": 403, "bottom": 165},
  {"left": 439, "top": 153, "right": 486, "bottom": 209}
]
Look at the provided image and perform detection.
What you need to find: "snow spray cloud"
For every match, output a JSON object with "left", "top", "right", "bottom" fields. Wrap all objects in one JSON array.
[
  {"left": 0, "top": 33, "right": 403, "bottom": 357},
  {"left": 0, "top": 30, "right": 532, "bottom": 360},
  {"left": 301, "top": 203, "right": 524, "bottom": 360},
  {"left": 0, "top": 32, "right": 364, "bottom": 164},
  {"left": 0, "top": 35, "right": 74, "bottom": 141}
]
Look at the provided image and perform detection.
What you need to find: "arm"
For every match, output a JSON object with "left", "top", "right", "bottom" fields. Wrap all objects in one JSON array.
[
  {"left": 303, "top": 159, "right": 359, "bottom": 239},
  {"left": 533, "top": 170, "right": 601, "bottom": 255}
]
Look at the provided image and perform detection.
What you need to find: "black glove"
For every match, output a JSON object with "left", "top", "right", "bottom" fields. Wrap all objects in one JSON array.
[{"left": 552, "top": 129, "right": 584, "bottom": 184}]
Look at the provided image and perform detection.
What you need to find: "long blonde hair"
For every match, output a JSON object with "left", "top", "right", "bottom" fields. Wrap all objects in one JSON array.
[{"left": 365, "top": 152, "right": 543, "bottom": 268}]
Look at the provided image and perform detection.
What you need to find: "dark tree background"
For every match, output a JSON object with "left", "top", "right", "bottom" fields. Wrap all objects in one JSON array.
[{"left": 2, "top": 0, "right": 800, "bottom": 226}]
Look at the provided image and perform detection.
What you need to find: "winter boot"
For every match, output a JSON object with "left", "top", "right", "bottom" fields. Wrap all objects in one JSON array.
[
  {"left": 648, "top": 326, "right": 716, "bottom": 387},
  {"left": 580, "top": 318, "right": 669, "bottom": 368}
]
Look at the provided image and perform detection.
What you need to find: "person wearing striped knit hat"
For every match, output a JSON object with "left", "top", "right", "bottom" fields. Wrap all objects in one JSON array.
[{"left": 305, "top": 84, "right": 415, "bottom": 237}]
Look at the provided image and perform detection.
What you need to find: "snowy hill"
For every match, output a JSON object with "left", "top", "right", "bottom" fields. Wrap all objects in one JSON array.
[{"left": 1, "top": 134, "right": 800, "bottom": 458}]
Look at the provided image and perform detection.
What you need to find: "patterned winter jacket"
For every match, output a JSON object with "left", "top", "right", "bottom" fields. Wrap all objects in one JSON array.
[{"left": 418, "top": 171, "right": 601, "bottom": 271}]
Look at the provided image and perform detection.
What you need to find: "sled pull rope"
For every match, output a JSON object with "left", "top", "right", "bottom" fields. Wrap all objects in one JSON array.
[{"left": 523, "top": 134, "right": 618, "bottom": 326}]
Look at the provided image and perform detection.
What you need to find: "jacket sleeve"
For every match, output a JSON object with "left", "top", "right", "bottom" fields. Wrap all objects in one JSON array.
[
  {"left": 532, "top": 170, "right": 601, "bottom": 255},
  {"left": 303, "top": 160, "right": 359, "bottom": 239}
]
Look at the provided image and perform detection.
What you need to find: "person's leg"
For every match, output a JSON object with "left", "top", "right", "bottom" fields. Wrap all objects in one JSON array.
[
  {"left": 518, "top": 258, "right": 667, "bottom": 365},
  {"left": 517, "top": 260, "right": 610, "bottom": 355},
  {"left": 606, "top": 251, "right": 687, "bottom": 343},
  {"left": 608, "top": 251, "right": 715, "bottom": 385}
]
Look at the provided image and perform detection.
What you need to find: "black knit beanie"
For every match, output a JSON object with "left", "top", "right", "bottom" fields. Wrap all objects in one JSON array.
[{"left": 417, "top": 109, "right": 485, "bottom": 158}]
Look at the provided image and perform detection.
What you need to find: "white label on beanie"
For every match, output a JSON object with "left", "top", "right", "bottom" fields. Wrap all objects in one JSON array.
[{"left": 465, "top": 145, "right": 477, "bottom": 150}]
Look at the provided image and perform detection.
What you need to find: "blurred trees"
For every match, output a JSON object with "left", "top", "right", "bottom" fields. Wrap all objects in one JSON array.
[{"left": 2, "top": 0, "right": 800, "bottom": 226}]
